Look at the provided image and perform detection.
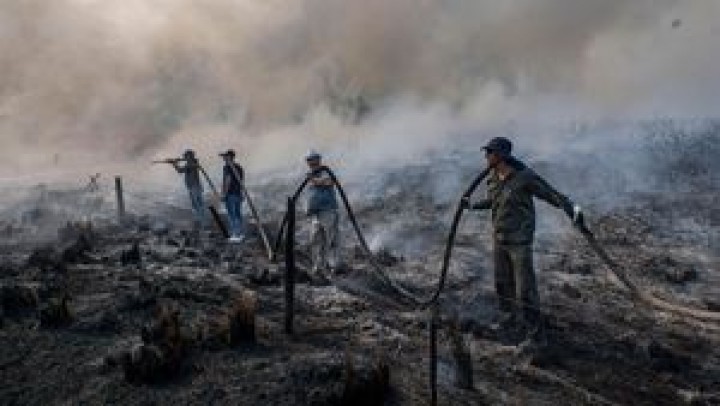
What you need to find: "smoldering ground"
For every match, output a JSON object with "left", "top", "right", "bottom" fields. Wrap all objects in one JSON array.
[{"left": 1, "top": 3, "right": 720, "bottom": 405}]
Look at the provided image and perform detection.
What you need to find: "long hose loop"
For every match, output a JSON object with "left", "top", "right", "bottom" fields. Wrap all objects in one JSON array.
[{"left": 274, "top": 166, "right": 490, "bottom": 308}]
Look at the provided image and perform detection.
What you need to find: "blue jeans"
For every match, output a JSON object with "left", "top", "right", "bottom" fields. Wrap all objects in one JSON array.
[
  {"left": 187, "top": 186, "right": 206, "bottom": 226},
  {"left": 224, "top": 193, "right": 244, "bottom": 237}
]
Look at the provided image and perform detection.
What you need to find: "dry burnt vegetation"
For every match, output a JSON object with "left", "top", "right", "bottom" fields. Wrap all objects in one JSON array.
[{"left": 0, "top": 124, "right": 719, "bottom": 405}]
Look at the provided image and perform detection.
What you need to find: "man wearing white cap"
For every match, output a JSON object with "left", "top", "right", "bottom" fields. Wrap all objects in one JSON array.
[{"left": 305, "top": 151, "right": 340, "bottom": 279}]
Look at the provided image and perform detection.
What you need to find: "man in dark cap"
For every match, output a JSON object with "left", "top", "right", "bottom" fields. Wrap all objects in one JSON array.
[
  {"left": 172, "top": 149, "right": 206, "bottom": 228},
  {"left": 220, "top": 149, "right": 245, "bottom": 242},
  {"left": 463, "top": 137, "right": 585, "bottom": 343}
]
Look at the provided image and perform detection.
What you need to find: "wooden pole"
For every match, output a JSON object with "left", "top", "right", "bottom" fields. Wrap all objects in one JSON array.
[
  {"left": 430, "top": 304, "right": 439, "bottom": 406},
  {"left": 115, "top": 176, "right": 125, "bottom": 221},
  {"left": 284, "top": 196, "right": 296, "bottom": 335}
]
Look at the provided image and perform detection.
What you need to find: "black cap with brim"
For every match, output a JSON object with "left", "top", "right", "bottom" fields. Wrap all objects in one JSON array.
[
  {"left": 219, "top": 149, "right": 235, "bottom": 158},
  {"left": 483, "top": 137, "right": 512, "bottom": 157}
]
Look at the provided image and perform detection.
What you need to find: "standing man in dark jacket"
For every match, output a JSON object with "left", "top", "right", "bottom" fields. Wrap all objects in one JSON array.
[
  {"left": 305, "top": 151, "right": 340, "bottom": 279},
  {"left": 220, "top": 149, "right": 245, "bottom": 243},
  {"left": 172, "top": 149, "right": 206, "bottom": 228},
  {"left": 463, "top": 137, "right": 585, "bottom": 340}
]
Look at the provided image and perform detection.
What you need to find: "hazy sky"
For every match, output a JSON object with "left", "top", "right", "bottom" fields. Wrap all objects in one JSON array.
[{"left": 1, "top": 0, "right": 718, "bottom": 173}]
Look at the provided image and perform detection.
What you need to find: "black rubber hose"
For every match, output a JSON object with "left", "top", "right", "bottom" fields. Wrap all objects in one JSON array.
[
  {"left": 580, "top": 227, "right": 720, "bottom": 322},
  {"left": 324, "top": 166, "right": 490, "bottom": 307},
  {"left": 272, "top": 178, "right": 310, "bottom": 262},
  {"left": 278, "top": 165, "right": 491, "bottom": 406},
  {"left": 199, "top": 163, "right": 228, "bottom": 237},
  {"left": 208, "top": 205, "right": 230, "bottom": 238},
  {"left": 422, "top": 167, "right": 491, "bottom": 305},
  {"left": 198, "top": 165, "right": 219, "bottom": 196},
  {"left": 273, "top": 165, "right": 490, "bottom": 307}
]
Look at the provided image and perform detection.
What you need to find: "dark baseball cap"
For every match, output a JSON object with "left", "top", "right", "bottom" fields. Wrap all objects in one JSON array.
[
  {"left": 219, "top": 149, "right": 236, "bottom": 158},
  {"left": 483, "top": 137, "right": 512, "bottom": 157}
]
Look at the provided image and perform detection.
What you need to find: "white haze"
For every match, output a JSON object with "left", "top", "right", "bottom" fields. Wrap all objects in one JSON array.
[{"left": 0, "top": 0, "right": 718, "bottom": 186}]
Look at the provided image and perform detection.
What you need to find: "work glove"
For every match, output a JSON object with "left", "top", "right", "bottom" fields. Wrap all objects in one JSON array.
[{"left": 571, "top": 204, "right": 589, "bottom": 233}]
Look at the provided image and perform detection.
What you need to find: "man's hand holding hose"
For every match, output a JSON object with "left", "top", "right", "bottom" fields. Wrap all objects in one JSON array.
[{"left": 564, "top": 201, "right": 589, "bottom": 234}]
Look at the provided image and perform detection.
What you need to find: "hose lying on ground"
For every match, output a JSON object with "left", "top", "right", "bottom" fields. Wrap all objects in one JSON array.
[
  {"left": 579, "top": 227, "right": 720, "bottom": 322},
  {"left": 325, "top": 166, "right": 490, "bottom": 307}
]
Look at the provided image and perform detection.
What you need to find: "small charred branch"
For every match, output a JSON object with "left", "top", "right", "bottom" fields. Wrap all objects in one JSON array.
[
  {"left": 125, "top": 301, "right": 192, "bottom": 383},
  {"left": 27, "top": 247, "right": 67, "bottom": 273},
  {"left": 121, "top": 344, "right": 166, "bottom": 384},
  {"left": 342, "top": 351, "right": 391, "bottom": 406},
  {"left": 248, "top": 266, "right": 281, "bottom": 286},
  {"left": 27, "top": 231, "right": 94, "bottom": 271},
  {"left": 115, "top": 176, "right": 125, "bottom": 221},
  {"left": 429, "top": 305, "right": 439, "bottom": 406},
  {"left": 121, "top": 241, "right": 142, "bottom": 266},
  {"left": 58, "top": 220, "right": 94, "bottom": 241},
  {"left": 61, "top": 233, "right": 93, "bottom": 263},
  {"left": 375, "top": 247, "right": 403, "bottom": 266},
  {"left": 449, "top": 322, "right": 474, "bottom": 390},
  {"left": 1, "top": 284, "right": 39, "bottom": 317},
  {"left": 199, "top": 315, "right": 232, "bottom": 349},
  {"left": 176, "top": 291, "right": 256, "bottom": 350},
  {"left": 284, "top": 196, "right": 296, "bottom": 335},
  {"left": 228, "top": 290, "right": 257, "bottom": 345},
  {"left": 39, "top": 294, "right": 73, "bottom": 328}
]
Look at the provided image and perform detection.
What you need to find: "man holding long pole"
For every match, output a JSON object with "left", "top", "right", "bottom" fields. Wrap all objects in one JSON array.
[
  {"left": 463, "top": 137, "right": 586, "bottom": 344},
  {"left": 171, "top": 149, "right": 206, "bottom": 229}
]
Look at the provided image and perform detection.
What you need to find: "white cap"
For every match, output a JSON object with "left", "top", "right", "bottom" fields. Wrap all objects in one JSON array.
[{"left": 305, "top": 150, "right": 322, "bottom": 161}]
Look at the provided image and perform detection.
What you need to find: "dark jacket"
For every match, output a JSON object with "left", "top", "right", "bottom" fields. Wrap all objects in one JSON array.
[
  {"left": 223, "top": 163, "right": 244, "bottom": 196},
  {"left": 176, "top": 158, "right": 202, "bottom": 190},
  {"left": 473, "top": 159, "right": 572, "bottom": 245},
  {"left": 306, "top": 169, "right": 338, "bottom": 215}
]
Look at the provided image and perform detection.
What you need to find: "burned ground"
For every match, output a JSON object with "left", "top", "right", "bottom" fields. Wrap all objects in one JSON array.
[{"left": 1, "top": 133, "right": 719, "bottom": 405}]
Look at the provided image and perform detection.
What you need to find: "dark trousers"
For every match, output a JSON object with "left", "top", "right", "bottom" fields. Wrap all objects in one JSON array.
[{"left": 493, "top": 243, "right": 539, "bottom": 325}]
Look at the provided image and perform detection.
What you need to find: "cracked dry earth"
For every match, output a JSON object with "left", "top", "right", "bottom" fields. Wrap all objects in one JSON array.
[{"left": 0, "top": 172, "right": 718, "bottom": 406}]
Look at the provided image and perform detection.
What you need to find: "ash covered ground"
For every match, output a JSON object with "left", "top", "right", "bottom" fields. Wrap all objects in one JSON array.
[{"left": 1, "top": 124, "right": 719, "bottom": 405}]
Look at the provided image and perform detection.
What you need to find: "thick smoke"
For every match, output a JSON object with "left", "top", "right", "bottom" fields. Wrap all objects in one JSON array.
[{"left": 0, "top": 0, "right": 718, "bottom": 176}]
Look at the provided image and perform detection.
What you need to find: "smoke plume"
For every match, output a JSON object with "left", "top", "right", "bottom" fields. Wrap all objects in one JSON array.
[{"left": 0, "top": 0, "right": 719, "bottom": 176}]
